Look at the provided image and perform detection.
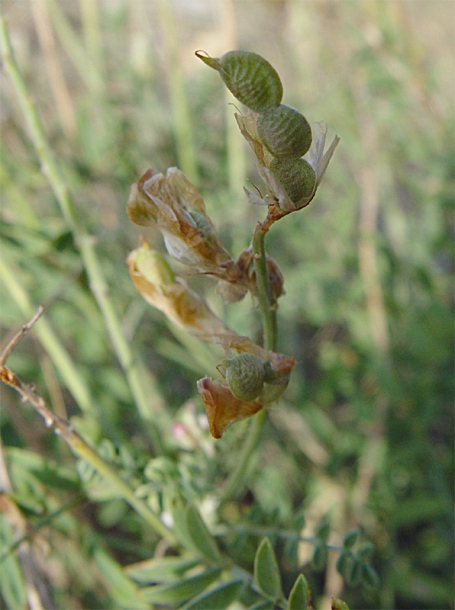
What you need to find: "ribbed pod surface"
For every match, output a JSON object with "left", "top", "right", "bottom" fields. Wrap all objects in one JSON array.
[
  {"left": 257, "top": 104, "right": 312, "bottom": 159},
  {"left": 196, "top": 50, "right": 283, "bottom": 112},
  {"left": 269, "top": 158, "right": 316, "bottom": 203}
]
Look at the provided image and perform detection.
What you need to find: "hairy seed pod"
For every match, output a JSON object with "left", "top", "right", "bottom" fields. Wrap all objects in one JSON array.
[
  {"left": 257, "top": 104, "right": 312, "bottom": 159},
  {"left": 195, "top": 50, "right": 283, "bottom": 112},
  {"left": 225, "top": 353, "right": 265, "bottom": 401},
  {"left": 269, "top": 157, "right": 316, "bottom": 203}
]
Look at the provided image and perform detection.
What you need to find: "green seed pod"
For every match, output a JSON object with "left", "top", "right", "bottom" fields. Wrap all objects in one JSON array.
[
  {"left": 269, "top": 157, "right": 316, "bottom": 203},
  {"left": 225, "top": 353, "right": 265, "bottom": 401},
  {"left": 257, "top": 104, "right": 312, "bottom": 159},
  {"left": 188, "top": 210, "right": 217, "bottom": 249},
  {"left": 195, "top": 50, "right": 283, "bottom": 112}
]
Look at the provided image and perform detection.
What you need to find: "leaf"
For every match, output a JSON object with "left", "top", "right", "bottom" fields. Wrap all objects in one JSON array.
[
  {"left": 315, "top": 521, "right": 330, "bottom": 543},
  {"left": 342, "top": 530, "right": 359, "bottom": 550},
  {"left": 356, "top": 543, "right": 374, "bottom": 562},
  {"left": 185, "top": 503, "right": 222, "bottom": 564},
  {"left": 331, "top": 597, "right": 350, "bottom": 610},
  {"left": 169, "top": 494, "right": 193, "bottom": 548},
  {"left": 288, "top": 573, "right": 310, "bottom": 610},
  {"left": 335, "top": 551, "right": 352, "bottom": 579},
  {"left": 0, "top": 537, "right": 26, "bottom": 610},
  {"left": 361, "top": 564, "right": 380, "bottom": 589},
  {"left": 346, "top": 557, "right": 362, "bottom": 587},
  {"left": 248, "top": 601, "right": 275, "bottom": 610},
  {"left": 125, "top": 556, "right": 200, "bottom": 584},
  {"left": 311, "top": 542, "right": 328, "bottom": 571},
  {"left": 181, "top": 579, "right": 245, "bottom": 610},
  {"left": 93, "top": 548, "right": 148, "bottom": 609},
  {"left": 254, "top": 537, "right": 282, "bottom": 599},
  {"left": 142, "top": 568, "right": 222, "bottom": 604}
]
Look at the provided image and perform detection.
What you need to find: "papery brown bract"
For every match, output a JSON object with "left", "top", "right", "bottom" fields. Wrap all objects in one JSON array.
[
  {"left": 127, "top": 168, "right": 255, "bottom": 298},
  {"left": 197, "top": 378, "right": 263, "bottom": 439},
  {"left": 197, "top": 335, "right": 296, "bottom": 438},
  {"left": 127, "top": 241, "right": 234, "bottom": 338}
]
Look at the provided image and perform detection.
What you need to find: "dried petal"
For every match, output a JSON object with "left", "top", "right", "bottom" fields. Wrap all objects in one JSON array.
[
  {"left": 127, "top": 241, "right": 233, "bottom": 338},
  {"left": 127, "top": 168, "right": 233, "bottom": 271},
  {"left": 197, "top": 378, "right": 263, "bottom": 439}
]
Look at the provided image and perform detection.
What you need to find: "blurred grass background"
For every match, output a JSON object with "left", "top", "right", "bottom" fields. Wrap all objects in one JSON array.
[{"left": 0, "top": 0, "right": 453, "bottom": 609}]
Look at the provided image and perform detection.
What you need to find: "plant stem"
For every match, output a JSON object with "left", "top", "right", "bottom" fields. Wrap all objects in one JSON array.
[
  {"left": 0, "top": 363, "right": 177, "bottom": 546},
  {"left": 252, "top": 224, "right": 277, "bottom": 352},
  {"left": 0, "top": 259, "right": 93, "bottom": 414},
  {"left": 157, "top": 0, "right": 197, "bottom": 184},
  {"left": 0, "top": 15, "right": 165, "bottom": 453},
  {"left": 220, "top": 223, "right": 277, "bottom": 502}
]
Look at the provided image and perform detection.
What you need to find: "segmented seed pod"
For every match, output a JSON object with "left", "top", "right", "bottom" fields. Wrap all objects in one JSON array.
[
  {"left": 195, "top": 50, "right": 283, "bottom": 112},
  {"left": 225, "top": 353, "right": 265, "bottom": 402},
  {"left": 269, "top": 157, "right": 316, "bottom": 203},
  {"left": 257, "top": 104, "right": 312, "bottom": 159}
]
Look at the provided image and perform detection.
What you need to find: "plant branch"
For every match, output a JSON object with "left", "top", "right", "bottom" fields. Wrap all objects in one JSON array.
[
  {"left": 252, "top": 222, "right": 277, "bottom": 352},
  {"left": 0, "top": 260, "right": 94, "bottom": 413},
  {"left": 0, "top": 312, "right": 177, "bottom": 546},
  {"left": 220, "top": 213, "right": 281, "bottom": 501}
]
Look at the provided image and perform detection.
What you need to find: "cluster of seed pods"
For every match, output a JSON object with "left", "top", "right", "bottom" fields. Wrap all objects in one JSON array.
[{"left": 195, "top": 50, "right": 316, "bottom": 204}]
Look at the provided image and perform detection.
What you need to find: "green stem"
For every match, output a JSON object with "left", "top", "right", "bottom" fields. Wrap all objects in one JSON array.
[
  {"left": 252, "top": 225, "right": 277, "bottom": 352},
  {"left": 0, "top": 15, "right": 164, "bottom": 453},
  {"left": 0, "top": 257, "right": 93, "bottom": 414},
  {"left": 220, "top": 224, "right": 277, "bottom": 502},
  {"left": 157, "top": 0, "right": 197, "bottom": 184}
]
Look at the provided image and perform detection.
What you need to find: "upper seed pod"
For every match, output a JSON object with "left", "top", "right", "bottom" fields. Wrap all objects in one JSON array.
[
  {"left": 195, "top": 50, "right": 283, "bottom": 112},
  {"left": 257, "top": 104, "right": 312, "bottom": 159},
  {"left": 269, "top": 157, "right": 316, "bottom": 203},
  {"left": 225, "top": 353, "right": 266, "bottom": 402}
]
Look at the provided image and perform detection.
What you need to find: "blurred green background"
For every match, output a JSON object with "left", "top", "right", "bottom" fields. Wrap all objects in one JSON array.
[{"left": 0, "top": 1, "right": 453, "bottom": 609}]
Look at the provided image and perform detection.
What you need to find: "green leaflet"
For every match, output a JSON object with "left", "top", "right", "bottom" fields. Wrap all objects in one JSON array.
[
  {"left": 288, "top": 573, "right": 310, "bottom": 610},
  {"left": 253, "top": 537, "right": 282, "bottom": 600},
  {"left": 181, "top": 579, "right": 245, "bottom": 610},
  {"left": 93, "top": 548, "right": 148, "bottom": 609},
  {"left": 125, "top": 556, "right": 200, "bottom": 584},
  {"left": 185, "top": 503, "right": 222, "bottom": 564},
  {"left": 142, "top": 567, "right": 222, "bottom": 604}
]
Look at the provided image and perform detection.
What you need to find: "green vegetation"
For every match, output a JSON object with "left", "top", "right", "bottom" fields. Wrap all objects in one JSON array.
[{"left": 0, "top": 2, "right": 453, "bottom": 609}]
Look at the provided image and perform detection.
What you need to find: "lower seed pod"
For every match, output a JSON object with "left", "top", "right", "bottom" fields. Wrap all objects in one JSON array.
[
  {"left": 269, "top": 157, "right": 316, "bottom": 203},
  {"left": 257, "top": 104, "right": 312, "bottom": 159},
  {"left": 225, "top": 353, "right": 265, "bottom": 401},
  {"left": 195, "top": 50, "right": 283, "bottom": 113}
]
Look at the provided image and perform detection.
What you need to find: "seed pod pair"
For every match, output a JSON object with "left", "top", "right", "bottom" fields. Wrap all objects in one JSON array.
[{"left": 257, "top": 103, "right": 314, "bottom": 203}]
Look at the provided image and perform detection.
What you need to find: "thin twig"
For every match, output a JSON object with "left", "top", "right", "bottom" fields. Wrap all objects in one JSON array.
[
  {"left": 0, "top": 312, "right": 177, "bottom": 546},
  {"left": 0, "top": 306, "right": 44, "bottom": 367}
]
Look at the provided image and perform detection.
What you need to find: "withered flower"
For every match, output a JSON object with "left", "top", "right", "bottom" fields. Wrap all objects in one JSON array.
[
  {"left": 197, "top": 334, "right": 296, "bottom": 438},
  {"left": 196, "top": 378, "right": 263, "bottom": 439},
  {"left": 127, "top": 240, "right": 233, "bottom": 338},
  {"left": 127, "top": 168, "right": 241, "bottom": 276}
]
